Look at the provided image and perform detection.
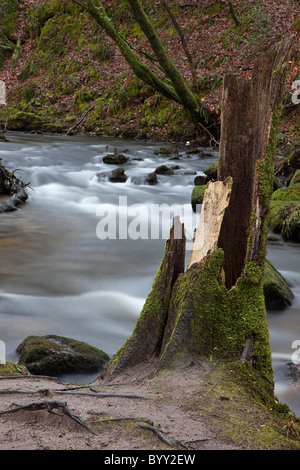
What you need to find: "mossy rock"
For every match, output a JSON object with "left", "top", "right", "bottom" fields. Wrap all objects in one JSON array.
[
  {"left": 191, "top": 184, "right": 206, "bottom": 212},
  {"left": 16, "top": 335, "right": 109, "bottom": 376},
  {"left": 268, "top": 175, "right": 300, "bottom": 241},
  {"left": 154, "top": 147, "right": 172, "bottom": 155},
  {"left": 7, "top": 111, "right": 63, "bottom": 133},
  {"left": 263, "top": 259, "right": 294, "bottom": 310},
  {"left": 108, "top": 167, "right": 128, "bottom": 183},
  {"left": 204, "top": 162, "right": 218, "bottom": 180},
  {"left": 103, "top": 153, "right": 129, "bottom": 164},
  {"left": 154, "top": 165, "right": 174, "bottom": 175}
]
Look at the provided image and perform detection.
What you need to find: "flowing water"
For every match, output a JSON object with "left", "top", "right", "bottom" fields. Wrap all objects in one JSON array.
[{"left": 0, "top": 132, "right": 299, "bottom": 415}]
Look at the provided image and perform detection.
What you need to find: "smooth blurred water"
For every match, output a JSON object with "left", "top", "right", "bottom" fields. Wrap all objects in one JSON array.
[{"left": 0, "top": 132, "right": 299, "bottom": 415}]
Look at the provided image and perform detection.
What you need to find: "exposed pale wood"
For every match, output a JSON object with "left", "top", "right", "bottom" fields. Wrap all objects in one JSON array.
[{"left": 188, "top": 177, "right": 232, "bottom": 268}]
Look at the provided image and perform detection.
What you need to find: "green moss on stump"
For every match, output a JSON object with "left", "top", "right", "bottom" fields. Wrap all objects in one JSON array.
[{"left": 159, "top": 249, "right": 273, "bottom": 384}]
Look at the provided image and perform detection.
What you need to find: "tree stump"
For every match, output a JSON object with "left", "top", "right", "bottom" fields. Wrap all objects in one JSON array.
[{"left": 102, "top": 35, "right": 294, "bottom": 389}]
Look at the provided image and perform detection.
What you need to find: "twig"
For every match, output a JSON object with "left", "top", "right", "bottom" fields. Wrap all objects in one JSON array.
[
  {"left": 66, "top": 105, "right": 95, "bottom": 135},
  {"left": 90, "top": 416, "right": 154, "bottom": 425},
  {"left": 0, "top": 375, "right": 61, "bottom": 382},
  {"left": 0, "top": 388, "right": 151, "bottom": 399}
]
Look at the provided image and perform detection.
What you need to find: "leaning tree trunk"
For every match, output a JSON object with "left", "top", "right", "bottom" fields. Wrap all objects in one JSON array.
[{"left": 102, "top": 35, "right": 293, "bottom": 387}]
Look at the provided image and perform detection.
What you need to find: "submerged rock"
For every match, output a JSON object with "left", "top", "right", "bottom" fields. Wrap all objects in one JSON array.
[
  {"left": 204, "top": 162, "right": 218, "bottom": 180},
  {"left": 132, "top": 172, "right": 158, "bottom": 185},
  {"left": 16, "top": 335, "right": 109, "bottom": 376}
]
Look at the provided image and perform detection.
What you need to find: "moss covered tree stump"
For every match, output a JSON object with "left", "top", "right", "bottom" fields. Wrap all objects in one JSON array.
[{"left": 102, "top": 36, "right": 294, "bottom": 404}]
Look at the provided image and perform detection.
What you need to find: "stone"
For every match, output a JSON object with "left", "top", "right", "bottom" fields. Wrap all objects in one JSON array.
[
  {"left": 131, "top": 172, "right": 158, "bottom": 185},
  {"left": 154, "top": 165, "right": 174, "bottom": 175},
  {"left": 103, "top": 153, "right": 129, "bottom": 164},
  {"left": 204, "top": 162, "right": 218, "bottom": 180},
  {"left": 263, "top": 259, "right": 294, "bottom": 310},
  {"left": 109, "top": 167, "right": 128, "bottom": 183},
  {"left": 194, "top": 174, "right": 208, "bottom": 186},
  {"left": 16, "top": 335, "right": 110, "bottom": 376}
]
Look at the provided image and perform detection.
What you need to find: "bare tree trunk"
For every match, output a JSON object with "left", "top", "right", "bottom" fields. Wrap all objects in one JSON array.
[{"left": 102, "top": 35, "right": 293, "bottom": 386}]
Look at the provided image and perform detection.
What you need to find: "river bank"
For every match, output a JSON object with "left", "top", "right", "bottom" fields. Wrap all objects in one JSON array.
[
  {"left": 1, "top": 359, "right": 300, "bottom": 451},
  {"left": 0, "top": 132, "right": 299, "bottom": 416}
]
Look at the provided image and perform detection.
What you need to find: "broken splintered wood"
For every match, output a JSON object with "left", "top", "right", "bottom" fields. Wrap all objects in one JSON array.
[{"left": 188, "top": 177, "right": 232, "bottom": 269}]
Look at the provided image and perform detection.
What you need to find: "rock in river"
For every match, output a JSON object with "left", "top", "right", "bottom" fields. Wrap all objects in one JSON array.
[
  {"left": 103, "top": 153, "right": 129, "bottom": 164},
  {"left": 16, "top": 335, "right": 110, "bottom": 376}
]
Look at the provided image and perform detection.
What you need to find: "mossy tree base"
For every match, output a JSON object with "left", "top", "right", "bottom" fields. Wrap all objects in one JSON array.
[{"left": 102, "top": 36, "right": 294, "bottom": 406}]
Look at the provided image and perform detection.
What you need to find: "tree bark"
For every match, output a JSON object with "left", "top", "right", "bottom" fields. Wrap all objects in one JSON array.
[
  {"left": 102, "top": 35, "right": 293, "bottom": 386},
  {"left": 217, "top": 33, "right": 294, "bottom": 289}
]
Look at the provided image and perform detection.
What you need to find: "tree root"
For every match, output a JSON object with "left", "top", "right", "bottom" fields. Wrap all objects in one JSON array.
[
  {"left": 0, "top": 400, "right": 96, "bottom": 434},
  {"left": 135, "top": 422, "right": 190, "bottom": 449},
  {"left": 0, "top": 387, "right": 151, "bottom": 400}
]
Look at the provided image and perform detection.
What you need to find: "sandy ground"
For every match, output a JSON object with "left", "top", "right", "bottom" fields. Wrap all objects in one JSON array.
[{"left": 0, "top": 363, "right": 243, "bottom": 452}]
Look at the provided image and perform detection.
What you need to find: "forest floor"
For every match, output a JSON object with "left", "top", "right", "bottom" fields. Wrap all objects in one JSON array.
[
  {"left": 1, "top": 359, "right": 300, "bottom": 451},
  {"left": 0, "top": 364, "right": 241, "bottom": 451}
]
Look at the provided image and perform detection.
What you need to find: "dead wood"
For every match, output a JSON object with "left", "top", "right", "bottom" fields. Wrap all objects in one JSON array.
[
  {"left": 0, "top": 400, "right": 95, "bottom": 434},
  {"left": 66, "top": 104, "right": 95, "bottom": 135},
  {"left": 0, "top": 387, "right": 151, "bottom": 400},
  {"left": 135, "top": 421, "right": 189, "bottom": 449}
]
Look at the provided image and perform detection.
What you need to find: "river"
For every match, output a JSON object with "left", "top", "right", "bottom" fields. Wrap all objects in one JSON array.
[{"left": 0, "top": 132, "right": 299, "bottom": 416}]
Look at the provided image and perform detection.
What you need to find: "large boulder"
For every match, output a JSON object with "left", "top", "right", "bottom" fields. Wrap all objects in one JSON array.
[{"left": 16, "top": 335, "right": 109, "bottom": 376}]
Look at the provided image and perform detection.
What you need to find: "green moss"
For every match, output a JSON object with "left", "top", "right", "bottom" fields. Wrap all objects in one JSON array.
[
  {"left": 0, "top": 362, "right": 30, "bottom": 377},
  {"left": 191, "top": 185, "right": 206, "bottom": 212},
  {"left": 263, "top": 259, "right": 294, "bottom": 309},
  {"left": 204, "top": 162, "right": 218, "bottom": 180},
  {"left": 17, "top": 334, "right": 109, "bottom": 375},
  {"left": 7, "top": 111, "right": 63, "bottom": 133},
  {"left": 293, "top": 17, "right": 300, "bottom": 31},
  {"left": 0, "top": 0, "right": 19, "bottom": 40},
  {"left": 268, "top": 168, "right": 300, "bottom": 240},
  {"left": 190, "top": 360, "right": 300, "bottom": 450},
  {"left": 290, "top": 169, "right": 300, "bottom": 186}
]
